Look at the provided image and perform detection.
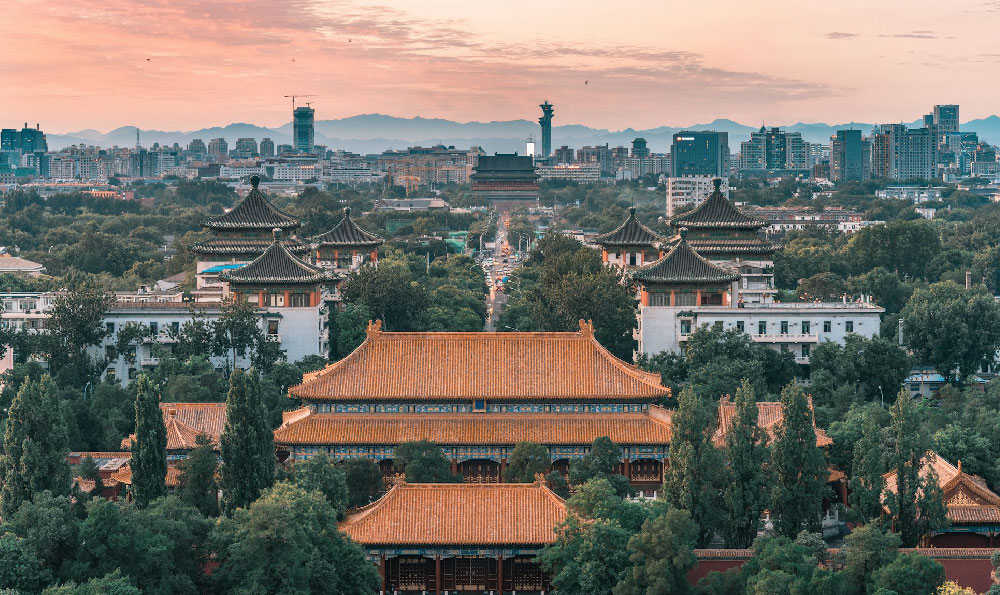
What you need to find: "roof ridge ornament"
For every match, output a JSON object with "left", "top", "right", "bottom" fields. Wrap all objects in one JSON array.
[
  {"left": 578, "top": 319, "right": 594, "bottom": 336},
  {"left": 366, "top": 319, "right": 383, "bottom": 337},
  {"left": 250, "top": 174, "right": 260, "bottom": 188},
  {"left": 272, "top": 227, "right": 281, "bottom": 242},
  {"left": 712, "top": 177, "right": 722, "bottom": 191}
]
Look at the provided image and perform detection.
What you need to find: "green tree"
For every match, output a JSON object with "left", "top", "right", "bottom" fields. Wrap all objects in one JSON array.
[
  {"left": 797, "top": 271, "right": 848, "bottom": 301},
  {"left": 42, "top": 570, "right": 141, "bottom": 595},
  {"left": 901, "top": 281, "right": 1000, "bottom": 383},
  {"left": 768, "top": 383, "right": 829, "bottom": 537},
  {"left": 0, "top": 533, "right": 50, "bottom": 593},
  {"left": 290, "top": 454, "right": 350, "bottom": 518},
  {"left": 871, "top": 553, "right": 945, "bottom": 595},
  {"left": 3, "top": 491, "right": 80, "bottom": 581},
  {"left": 177, "top": 434, "right": 219, "bottom": 517},
  {"left": 211, "top": 482, "right": 379, "bottom": 595},
  {"left": 663, "top": 386, "right": 724, "bottom": 547},
  {"left": 0, "top": 376, "right": 72, "bottom": 519},
  {"left": 848, "top": 409, "right": 887, "bottom": 524},
  {"left": 504, "top": 441, "right": 551, "bottom": 482},
  {"left": 340, "top": 258, "right": 428, "bottom": 332},
  {"left": 213, "top": 299, "right": 284, "bottom": 372},
  {"left": 219, "top": 369, "right": 275, "bottom": 514},
  {"left": 843, "top": 523, "right": 901, "bottom": 594},
  {"left": 569, "top": 436, "right": 632, "bottom": 496},
  {"left": 722, "top": 379, "right": 769, "bottom": 548},
  {"left": 847, "top": 267, "right": 913, "bottom": 314},
  {"left": 331, "top": 302, "right": 372, "bottom": 359},
  {"left": 740, "top": 534, "right": 846, "bottom": 595},
  {"left": 887, "top": 390, "right": 948, "bottom": 546},
  {"left": 33, "top": 284, "right": 114, "bottom": 382},
  {"left": 341, "top": 458, "right": 385, "bottom": 508},
  {"left": 809, "top": 335, "right": 910, "bottom": 407},
  {"left": 685, "top": 325, "right": 796, "bottom": 398},
  {"left": 171, "top": 307, "right": 215, "bottom": 361},
  {"left": 393, "top": 440, "right": 459, "bottom": 483},
  {"left": 613, "top": 508, "right": 698, "bottom": 595},
  {"left": 130, "top": 375, "right": 167, "bottom": 507},
  {"left": 845, "top": 219, "right": 940, "bottom": 280}
]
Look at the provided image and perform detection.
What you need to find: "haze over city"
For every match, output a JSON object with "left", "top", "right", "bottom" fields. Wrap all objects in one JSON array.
[{"left": 4, "top": 0, "right": 1000, "bottom": 132}]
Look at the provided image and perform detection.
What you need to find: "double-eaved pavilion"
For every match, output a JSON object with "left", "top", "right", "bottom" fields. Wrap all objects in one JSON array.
[
  {"left": 341, "top": 481, "right": 566, "bottom": 594},
  {"left": 593, "top": 207, "right": 667, "bottom": 269},
  {"left": 276, "top": 320, "right": 673, "bottom": 492},
  {"left": 310, "top": 207, "right": 383, "bottom": 275}
]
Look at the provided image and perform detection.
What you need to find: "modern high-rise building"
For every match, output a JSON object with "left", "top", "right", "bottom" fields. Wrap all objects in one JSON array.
[
  {"left": 933, "top": 105, "right": 960, "bottom": 135},
  {"left": 871, "top": 124, "right": 936, "bottom": 181},
  {"left": 187, "top": 138, "right": 207, "bottom": 155},
  {"left": 1, "top": 124, "right": 49, "bottom": 176},
  {"left": 293, "top": 105, "right": 315, "bottom": 153},
  {"left": 553, "top": 145, "right": 574, "bottom": 164},
  {"left": 738, "top": 127, "right": 808, "bottom": 174},
  {"left": 830, "top": 130, "right": 871, "bottom": 182},
  {"left": 207, "top": 138, "right": 228, "bottom": 157},
  {"left": 538, "top": 101, "right": 554, "bottom": 158},
  {"left": 234, "top": 138, "right": 258, "bottom": 159},
  {"left": 259, "top": 138, "right": 275, "bottom": 159},
  {"left": 670, "top": 131, "right": 728, "bottom": 177},
  {"left": 631, "top": 138, "right": 649, "bottom": 158}
]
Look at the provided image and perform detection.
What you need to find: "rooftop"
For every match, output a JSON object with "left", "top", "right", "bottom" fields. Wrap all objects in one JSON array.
[
  {"left": 219, "top": 233, "right": 335, "bottom": 286},
  {"left": 290, "top": 320, "right": 670, "bottom": 402},
  {"left": 883, "top": 451, "right": 1000, "bottom": 525},
  {"left": 594, "top": 207, "right": 667, "bottom": 248},
  {"left": 191, "top": 237, "right": 311, "bottom": 257},
  {"left": 203, "top": 175, "right": 301, "bottom": 231},
  {"left": 311, "top": 208, "right": 383, "bottom": 249},
  {"left": 633, "top": 238, "right": 741, "bottom": 286},
  {"left": 714, "top": 399, "right": 832, "bottom": 447},
  {"left": 0, "top": 254, "right": 45, "bottom": 273},
  {"left": 340, "top": 481, "right": 566, "bottom": 546},
  {"left": 670, "top": 178, "right": 766, "bottom": 230}
]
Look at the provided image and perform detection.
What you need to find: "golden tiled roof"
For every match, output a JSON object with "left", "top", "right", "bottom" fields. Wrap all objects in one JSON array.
[
  {"left": 110, "top": 465, "right": 183, "bottom": 488},
  {"left": 714, "top": 399, "right": 833, "bottom": 447},
  {"left": 275, "top": 406, "right": 673, "bottom": 446},
  {"left": 291, "top": 321, "right": 670, "bottom": 402},
  {"left": 340, "top": 482, "right": 567, "bottom": 546},
  {"left": 121, "top": 403, "right": 227, "bottom": 451},
  {"left": 882, "top": 451, "right": 1000, "bottom": 525}
]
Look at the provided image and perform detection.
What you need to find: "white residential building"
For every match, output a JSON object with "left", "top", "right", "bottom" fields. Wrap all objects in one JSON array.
[{"left": 666, "top": 176, "right": 729, "bottom": 216}]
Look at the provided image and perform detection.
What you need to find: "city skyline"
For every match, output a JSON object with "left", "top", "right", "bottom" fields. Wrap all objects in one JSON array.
[{"left": 3, "top": 0, "right": 1000, "bottom": 132}]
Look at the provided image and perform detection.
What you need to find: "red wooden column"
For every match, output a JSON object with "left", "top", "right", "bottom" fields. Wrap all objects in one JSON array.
[
  {"left": 499, "top": 458, "right": 507, "bottom": 483},
  {"left": 379, "top": 555, "right": 387, "bottom": 594},
  {"left": 435, "top": 555, "right": 442, "bottom": 595},
  {"left": 497, "top": 554, "right": 504, "bottom": 595},
  {"left": 623, "top": 457, "right": 631, "bottom": 482}
]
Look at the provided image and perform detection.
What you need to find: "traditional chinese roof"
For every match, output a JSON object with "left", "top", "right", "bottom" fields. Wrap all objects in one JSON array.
[
  {"left": 632, "top": 237, "right": 740, "bottom": 286},
  {"left": 340, "top": 482, "right": 566, "bottom": 546},
  {"left": 219, "top": 233, "right": 334, "bottom": 285},
  {"left": 274, "top": 406, "right": 673, "bottom": 446},
  {"left": 681, "top": 237, "right": 778, "bottom": 257},
  {"left": 670, "top": 178, "right": 766, "bottom": 230},
  {"left": 290, "top": 320, "right": 670, "bottom": 402},
  {"left": 111, "top": 465, "right": 183, "bottom": 488},
  {"left": 121, "top": 403, "right": 227, "bottom": 451},
  {"left": 190, "top": 237, "right": 311, "bottom": 257},
  {"left": 203, "top": 176, "right": 301, "bottom": 231},
  {"left": 312, "top": 208, "right": 384, "bottom": 249},
  {"left": 594, "top": 207, "right": 667, "bottom": 248},
  {"left": 883, "top": 452, "right": 1000, "bottom": 525},
  {"left": 714, "top": 398, "right": 833, "bottom": 447}
]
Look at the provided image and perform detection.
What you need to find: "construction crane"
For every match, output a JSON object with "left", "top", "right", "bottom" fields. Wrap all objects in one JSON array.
[{"left": 283, "top": 94, "right": 317, "bottom": 110}]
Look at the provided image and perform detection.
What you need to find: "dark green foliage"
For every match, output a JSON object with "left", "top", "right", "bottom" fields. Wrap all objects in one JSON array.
[
  {"left": 845, "top": 219, "right": 940, "bottom": 280},
  {"left": 843, "top": 524, "right": 902, "bottom": 594},
  {"left": 23, "top": 285, "right": 114, "bottom": 384},
  {"left": 3, "top": 491, "right": 80, "bottom": 580},
  {"left": 42, "top": 570, "right": 141, "bottom": 595},
  {"left": 635, "top": 350, "right": 687, "bottom": 398},
  {"left": 498, "top": 233, "right": 638, "bottom": 359},
  {"left": 569, "top": 436, "right": 632, "bottom": 496},
  {"left": 331, "top": 302, "right": 372, "bottom": 358},
  {"left": 847, "top": 267, "right": 914, "bottom": 314},
  {"left": 848, "top": 409, "right": 886, "bottom": 524},
  {"left": 663, "top": 386, "right": 724, "bottom": 547},
  {"left": 211, "top": 482, "right": 380, "bottom": 595},
  {"left": 722, "top": 379, "right": 769, "bottom": 548},
  {"left": 504, "top": 441, "right": 551, "bottom": 482},
  {"left": 809, "top": 334, "right": 910, "bottom": 408},
  {"left": 0, "top": 533, "right": 51, "bottom": 592},
  {"left": 870, "top": 553, "right": 945, "bottom": 595},
  {"left": 768, "top": 383, "right": 829, "bottom": 537},
  {"left": 290, "top": 454, "right": 349, "bottom": 518},
  {"left": 177, "top": 434, "right": 219, "bottom": 517},
  {"left": 613, "top": 508, "right": 698, "bottom": 595},
  {"left": 213, "top": 299, "right": 285, "bottom": 372},
  {"left": 393, "top": 440, "right": 460, "bottom": 483},
  {"left": 797, "top": 271, "right": 848, "bottom": 301},
  {"left": 340, "top": 457, "right": 385, "bottom": 508},
  {"left": 0, "top": 375, "right": 72, "bottom": 519},
  {"left": 740, "top": 534, "right": 847, "bottom": 595},
  {"left": 684, "top": 325, "right": 796, "bottom": 399},
  {"left": 901, "top": 281, "right": 1000, "bottom": 383},
  {"left": 130, "top": 375, "right": 167, "bottom": 507},
  {"left": 339, "top": 257, "right": 428, "bottom": 331},
  {"left": 219, "top": 369, "right": 275, "bottom": 514}
]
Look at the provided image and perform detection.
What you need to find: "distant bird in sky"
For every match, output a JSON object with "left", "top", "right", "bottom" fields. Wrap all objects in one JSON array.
[
  {"left": 584, "top": 80, "right": 588, "bottom": 85},
  {"left": 146, "top": 58, "right": 150, "bottom": 61},
  {"left": 349, "top": 38, "right": 352, "bottom": 43}
]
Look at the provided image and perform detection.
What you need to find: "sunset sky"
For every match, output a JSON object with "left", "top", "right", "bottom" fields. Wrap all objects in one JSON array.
[{"left": 3, "top": 0, "right": 999, "bottom": 133}]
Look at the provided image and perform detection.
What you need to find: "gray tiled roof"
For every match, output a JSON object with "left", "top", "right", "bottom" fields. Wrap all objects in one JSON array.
[
  {"left": 674, "top": 237, "right": 778, "bottom": 256},
  {"left": 633, "top": 239, "right": 740, "bottom": 285},
  {"left": 190, "top": 237, "right": 310, "bottom": 256},
  {"left": 312, "top": 208, "right": 384, "bottom": 248},
  {"left": 670, "top": 179, "right": 766, "bottom": 230},
  {"left": 594, "top": 208, "right": 667, "bottom": 248},
  {"left": 204, "top": 178, "right": 301, "bottom": 231},
  {"left": 220, "top": 238, "right": 334, "bottom": 285}
]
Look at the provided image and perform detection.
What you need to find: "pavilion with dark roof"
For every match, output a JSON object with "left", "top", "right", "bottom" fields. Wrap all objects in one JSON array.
[
  {"left": 220, "top": 230, "right": 335, "bottom": 309},
  {"left": 633, "top": 233, "right": 740, "bottom": 309},
  {"left": 310, "top": 207, "right": 383, "bottom": 274},
  {"left": 593, "top": 207, "right": 667, "bottom": 269}
]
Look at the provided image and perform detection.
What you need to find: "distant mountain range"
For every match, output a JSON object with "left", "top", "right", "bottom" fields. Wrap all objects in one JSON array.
[{"left": 47, "top": 114, "right": 1000, "bottom": 154}]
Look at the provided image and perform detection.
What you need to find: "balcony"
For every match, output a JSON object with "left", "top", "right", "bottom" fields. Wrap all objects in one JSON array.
[
  {"left": 139, "top": 357, "right": 160, "bottom": 367},
  {"left": 751, "top": 333, "right": 819, "bottom": 343},
  {"left": 794, "top": 356, "right": 811, "bottom": 364}
]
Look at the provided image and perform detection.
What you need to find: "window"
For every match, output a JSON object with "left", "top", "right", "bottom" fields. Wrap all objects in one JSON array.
[
  {"left": 781, "top": 344, "right": 788, "bottom": 353},
  {"left": 910, "top": 383, "right": 921, "bottom": 392},
  {"left": 680, "top": 320, "right": 692, "bottom": 334},
  {"left": 802, "top": 344, "right": 810, "bottom": 357},
  {"left": 628, "top": 253, "right": 639, "bottom": 266},
  {"left": 845, "top": 321, "right": 854, "bottom": 333},
  {"left": 674, "top": 292, "right": 695, "bottom": 306},
  {"left": 267, "top": 293, "right": 284, "bottom": 307},
  {"left": 649, "top": 292, "right": 669, "bottom": 306},
  {"left": 171, "top": 321, "right": 180, "bottom": 334},
  {"left": 801, "top": 321, "right": 810, "bottom": 334},
  {"left": 780, "top": 321, "right": 788, "bottom": 334},
  {"left": 289, "top": 293, "right": 309, "bottom": 307},
  {"left": 758, "top": 321, "right": 767, "bottom": 335},
  {"left": 106, "top": 321, "right": 115, "bottom": 334},
  {"left": 736, "top": 320, "right": 745, "bottom": 332},
  {"left": 474, "top": 399, "right": 486, "bottom": 411},
  {"left": 267, "top": 320, "right": 279, "bottom": 335},
  {"left": 149, "top": 322, "right": 158, "bottom": 335},
  {"left": 823, "top": 321, "right": 831, "bottom": 333}
]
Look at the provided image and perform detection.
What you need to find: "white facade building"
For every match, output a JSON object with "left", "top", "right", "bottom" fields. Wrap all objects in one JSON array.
[
  {"left": 666, "top": 176, "right": 729, "bottom": 216},
  {"left": 875, "top": 186, "right": 945, "bottom": 202},
  {"left": 536, "top": 164, "right": 601, "bottom": 184}
]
